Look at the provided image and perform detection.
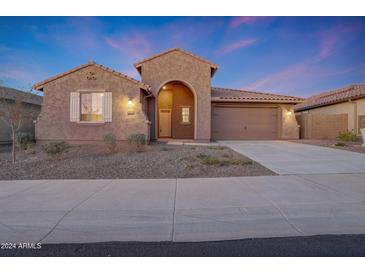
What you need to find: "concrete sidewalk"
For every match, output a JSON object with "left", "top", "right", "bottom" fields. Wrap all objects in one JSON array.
[
  {"left": 1, "top": 174, "right": 365, "bottom": 243},
  {"left": 220, "top": 141, "right": 365, "bottom": 175}
]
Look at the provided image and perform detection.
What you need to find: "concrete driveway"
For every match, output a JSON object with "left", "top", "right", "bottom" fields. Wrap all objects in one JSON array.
[
  {"left": 220, "top": 141, "right": 365, "bottom": 175},
  {"left": 1, "top": 174, "right": 365, "bottom": 243}
]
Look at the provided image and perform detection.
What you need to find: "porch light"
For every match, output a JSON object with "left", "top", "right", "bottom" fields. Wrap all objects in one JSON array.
[
  {"left": 287, "top": 110, "right": 292, "bottom": 116},
  {"left": 127, "top": 97, "right": 135, "bottom": 115},
  {"left": 128, "top": 98, "right": 133, "bottom": 106}
]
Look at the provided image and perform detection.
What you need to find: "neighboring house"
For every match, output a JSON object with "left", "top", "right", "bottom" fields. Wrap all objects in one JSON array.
[
  {"left": 295, "top": 84, "right": 365, "bottom": 139},
  {"left": 0, "top": 86, "right": 42, "bottom": 144},
  {"left": 33, "top": 48, "right": 303, "bottom": 143}
]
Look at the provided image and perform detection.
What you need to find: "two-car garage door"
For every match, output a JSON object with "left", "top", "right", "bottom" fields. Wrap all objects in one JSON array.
[{"left": 212, "top": 105, "right": 279, "bottom": 140}]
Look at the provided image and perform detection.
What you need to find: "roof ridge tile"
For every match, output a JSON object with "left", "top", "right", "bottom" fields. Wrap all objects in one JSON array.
[
  {"left": 33, "top": 62, "right": 150, "bottom": 91},
  {"left": 134, "top": 48, "right": 218, "bottom": 69}
]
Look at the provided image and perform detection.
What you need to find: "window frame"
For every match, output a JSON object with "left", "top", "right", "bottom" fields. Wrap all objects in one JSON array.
[
  {"left": 78, "top": 89, "right": 106, "bottom": 124},
  {"left": 181, "top": 106, "right": 191, "bottom": 125}
]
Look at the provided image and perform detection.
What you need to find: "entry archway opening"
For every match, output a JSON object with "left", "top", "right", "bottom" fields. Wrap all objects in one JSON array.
[{"left": 157, "top": 81, "right": 195, "bottom": 139}]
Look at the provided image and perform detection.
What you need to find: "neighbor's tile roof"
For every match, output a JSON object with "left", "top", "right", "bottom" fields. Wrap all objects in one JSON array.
[
  {"left": 32, "top": 61, "right": 151, "bottom": 92},
  {"left": 0, "top": 86, "right": 42, "bottom": 105},
  {"left": 294, "top": 84, "right": 365, "bottom": 112},
  {"left": 134, "top": 48, "right": 218, "bottom": 72},
  {"left": 211, "top": 87, "right": 304, "bottom": 103}
]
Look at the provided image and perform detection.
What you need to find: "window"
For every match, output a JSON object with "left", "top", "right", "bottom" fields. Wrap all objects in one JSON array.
[
  {"left": 181, "top": 107, "right": 190, "bottom": 124},
  {"left": 80, "top": 93, "right": 104, "bottom": 122}
]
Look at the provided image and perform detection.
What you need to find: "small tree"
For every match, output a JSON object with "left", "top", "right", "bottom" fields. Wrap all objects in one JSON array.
[{"left": 0, "top": 87, "right": 38, "bottom": 163}]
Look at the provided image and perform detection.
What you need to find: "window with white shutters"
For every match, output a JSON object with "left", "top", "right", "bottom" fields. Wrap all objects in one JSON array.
[{"left": 70, "top": 91, "right": 112, "bottom": 123}]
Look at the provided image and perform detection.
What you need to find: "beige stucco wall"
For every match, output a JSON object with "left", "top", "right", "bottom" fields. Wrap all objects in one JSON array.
[
  {"left": 36, "top": 65, "right": 149, "bottom": 143},
  {"left": 280, "top": 104, "right": 299, "bottom": 139},
  {"left": 139, "top": 50, "right": 212, "bottom": 141},
  {"left": 299, "top": 98, "right": 365, "bottom": 134}
]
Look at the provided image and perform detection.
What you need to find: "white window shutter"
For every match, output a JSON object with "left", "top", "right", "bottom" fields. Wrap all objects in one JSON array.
[
  {"left": 70, "top": 92, "right": 80, "bottom": 122},
  {"left": 103, "top": 92, "right": 112, "bottom": 122}
]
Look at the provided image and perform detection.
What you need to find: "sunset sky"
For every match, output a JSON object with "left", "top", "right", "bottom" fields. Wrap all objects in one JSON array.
[{"left": 0, "top": 16, "right": 364, "bottom": 97}]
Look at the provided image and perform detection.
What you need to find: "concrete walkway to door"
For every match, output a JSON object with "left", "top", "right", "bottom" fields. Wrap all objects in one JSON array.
[{"left": 220, "top": 141, "right": 365, "bottom": 175}]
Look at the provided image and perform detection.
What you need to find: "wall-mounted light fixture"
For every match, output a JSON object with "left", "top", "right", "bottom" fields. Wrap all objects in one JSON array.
[
  {"left": 127, "top": 97, "right": 135, "bottom": 115},
  {"left": 128, "top": 98, "right": 133, "bottom": 106},
  {"left": 287, "top": 110, "right": 292, "bottom": 116}
]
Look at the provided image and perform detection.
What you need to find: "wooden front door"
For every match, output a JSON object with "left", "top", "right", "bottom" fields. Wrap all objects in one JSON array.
[{"left": 159, "top": 109, "right": 172, "bottom": 137}]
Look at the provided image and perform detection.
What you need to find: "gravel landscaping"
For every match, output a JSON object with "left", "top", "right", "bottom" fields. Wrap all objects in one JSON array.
[
  {"left": 291, "top": 139, "right": 365, "bottom": 154},
  {"left": 0, "top": 143, "right": 275, "bottom": 180}
]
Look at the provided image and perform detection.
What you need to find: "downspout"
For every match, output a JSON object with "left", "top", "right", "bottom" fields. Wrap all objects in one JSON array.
[{"left": 349, "top": 99, "right": 358, "bottom": 134}]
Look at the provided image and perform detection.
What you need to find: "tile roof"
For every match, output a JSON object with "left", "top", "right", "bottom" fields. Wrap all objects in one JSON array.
[
  {"left": 134, "top": 48, "right": 218, "bottom": 75},
  {"left": 294, "top": 84, "right": 365, "bottom": 112},
  {"left": 32, "top": 61, "right": 151, "bottom": 92},
  {"left": 211, "top": 87, "right": 304, "bottom": 103},
  {"left": 0, "top": 86, "right": 42, "bottom": 105}
]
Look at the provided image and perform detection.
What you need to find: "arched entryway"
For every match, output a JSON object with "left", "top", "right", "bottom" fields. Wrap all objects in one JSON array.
[{"left": 157, "top": 81, "right": 195, "bottom": 139}]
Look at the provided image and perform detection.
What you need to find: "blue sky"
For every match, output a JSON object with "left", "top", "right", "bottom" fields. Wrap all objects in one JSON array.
[{"left": 0, "top": 16, "right": 364, "bottom": 97}]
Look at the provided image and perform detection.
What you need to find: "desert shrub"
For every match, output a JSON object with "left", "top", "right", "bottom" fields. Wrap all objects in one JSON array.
[
  {"left": 338, "top": 130, "right": 357, "bottom": 142},
  {"left": 208, "top": 146, "right": 225, "bottom": 150},
  {"left": 196, "top": 153, "right": 221, "bottom": 166},
  {"left": 103, "top": 133, "right": 117, "bottom": 153},
  {"left": 335, "top": 142, "right": 346, "bottom": 147},
  {"left": 41, "top": 142, "right": 69, "bottom": 155},
  {"left": 16, "top": 132, "right": 34, "bottom": 150},
  {"left": 128, "top": 133, "right": 147, "bottom": 152},
  {"left": 225, "top": 158, "right": 252, "bottom": 166}
]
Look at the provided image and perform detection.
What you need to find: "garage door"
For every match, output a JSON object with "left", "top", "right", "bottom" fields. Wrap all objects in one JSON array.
[{"left": 212, "top": 106, "right": 278, "bottom": 140}]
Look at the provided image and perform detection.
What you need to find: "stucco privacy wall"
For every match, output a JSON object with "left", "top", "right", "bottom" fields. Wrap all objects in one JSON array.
[
  {"left": 356, "top": 99, "right": 365, "bottom": 132},
  {"left": 36, "top": 65, "right": 149, "bottom": 142},
  {"left": 0, "top": 102, "right": 40, "bottom": 143},
  {"left": 138, "top": 50, "right": 212, "bottom": 141},
  {"left": 299, "top": 98, "right": 365, "bottom": 134}
]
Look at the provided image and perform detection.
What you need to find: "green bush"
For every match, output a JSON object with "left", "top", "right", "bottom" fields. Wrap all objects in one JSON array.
[
  {"left": 208, "top": 146, "right": 225, "bottom": 150},
  {"left": 335, "top": 142, "right": 346, "bottom": 147},
  {"left": 103, "top": 133, "right": 117, "bottom": 153},
  {"left": 16, "top": 132, "right": 34, "bottom": 150},
  {"left": 41, "top": 142, "right": 69, "bottom": 155},
  {"left": 128, "top": 133, "right": 146, "bottom": 146},
  {"left": 196, "top": 154, "right": 221, "bottom": 166},
  {"left": 225, "top": 158, "right": 252, "bottom": 166},
  {"left": 337, "top": 130, "right": 357, "bottom": 142},
  {"left": 128, "top": 133, "right": 146, "bottom": 152}
]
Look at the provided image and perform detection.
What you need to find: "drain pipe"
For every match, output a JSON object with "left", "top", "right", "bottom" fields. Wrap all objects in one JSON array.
[{"left": 349, "top": 99, "right": 358, "bottom": 135}]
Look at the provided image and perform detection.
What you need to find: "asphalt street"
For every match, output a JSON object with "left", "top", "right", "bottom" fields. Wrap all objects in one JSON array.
[{"left": 2, "top": 234, "right": 365, "bottom": 256}]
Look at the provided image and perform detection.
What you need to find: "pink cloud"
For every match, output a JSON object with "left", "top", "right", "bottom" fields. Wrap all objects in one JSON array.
[
  {"left": 218, "top": 38, "right": 257, "bottom": 55},
  {"left": 229, "top": 17, "right": 274, "bottom": 28},
  {"left": 105, "top": 34, "right": 152, "bottom": 60},
  {"left": 316, "top": 23, "right": 360, "bottom": 61},
  {"left": 244, "top": 22, "right": 362, "bottom": 92},
  {"left": 246, "top": 61, "right": 311, "bottom": 91},
  {"left": 230, "top": 17, "right": 259, "bottom": 28}
]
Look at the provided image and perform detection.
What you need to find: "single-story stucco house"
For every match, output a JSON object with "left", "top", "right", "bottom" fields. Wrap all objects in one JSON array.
[
  {"left": 295, "top": 84, "right": 365, "bottom": 139},
  {"left": 32, "top": 48, "right": 304, "bottom": 143},
  {"left": 0, "top": 86, "right": 42, "bottom": 144}
]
